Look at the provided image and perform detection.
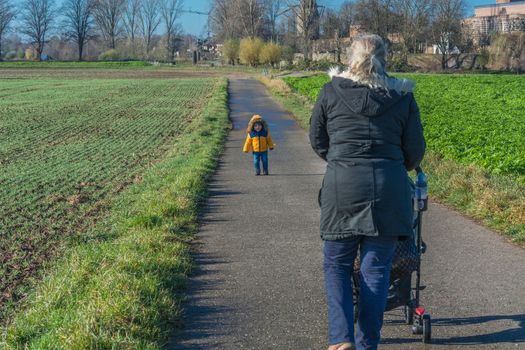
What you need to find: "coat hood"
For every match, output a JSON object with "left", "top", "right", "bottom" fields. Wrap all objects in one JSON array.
[
  {"left": 246, "top": 114, "right": 269, "bottom": 132},
  {"left": 331, "top": 76, "right": 407, "bottom": 117}
]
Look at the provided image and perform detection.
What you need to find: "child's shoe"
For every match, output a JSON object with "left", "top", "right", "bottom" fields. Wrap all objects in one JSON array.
[
  {"left": 263, "top": 171, "right": 269, "bottom": 176},
  {"left": 255, "top": 171, "right": 260, "bottom": 176}
]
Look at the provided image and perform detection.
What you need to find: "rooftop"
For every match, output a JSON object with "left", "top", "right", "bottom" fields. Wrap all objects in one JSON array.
[{"left": 475, "top": 0, "right": 525, "bottom": 9}]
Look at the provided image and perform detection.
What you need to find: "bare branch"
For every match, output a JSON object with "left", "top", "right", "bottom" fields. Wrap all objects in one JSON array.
[
  {"left": 123, "top": 0, "right": 141, "bottom": 42},
  {"left": 62, "top": 0, "right": 96, "bottom": 60},
  {"left": 20, "top": 0, "right": 55, "bottom": 60},
  {"left": 285, "top": 0, "right": 320, "bottom": 60},
  {"left": 430, "top": 0, "right": 465, "bottom": 69},
  {"left": 139, "top": 0, "right": 161, "bottom": 56},
  {"left": 159, "top": 0, "right": 183, "bottom": 61},
  {"left": 0, "top": 0, "right": 16, "bottom": 58},
  {"left": 93, "top": 0, "right": 126, "bottom": 49}
]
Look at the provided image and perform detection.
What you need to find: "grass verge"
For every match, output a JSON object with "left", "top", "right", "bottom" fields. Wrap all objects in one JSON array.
[
  {"left": 1, "top": 79, "right": 231, "bottom": 349},
  {"left": 259, "top": 75, "right": 525, "bottom": 244}
]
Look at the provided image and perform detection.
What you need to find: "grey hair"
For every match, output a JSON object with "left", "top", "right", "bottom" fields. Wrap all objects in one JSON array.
[{"left": 329, "top": 34, "right": 415, "bottom": 94}]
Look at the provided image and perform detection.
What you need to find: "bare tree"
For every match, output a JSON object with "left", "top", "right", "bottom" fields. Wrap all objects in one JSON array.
[
  {"left": 393, "top": 0, "right": 432, "bottom": 54},
  {"left": 353, "top": 0, "right": 397, "bottom": 42},
  {"left": 263, "top": 0, "right": 284, "bottom": 42},
  {"left": 430, "top": 0, "right": 465, "bottom": 70},
  {"left": 321, "top": 8, "right": 342, "bottom": 39},
  {"left": 233, "top": 0, "right": 265, "bottom": 38},
  {"left": 210, "top": 0, "right": 238, "bottom": 41},
  {"left": 123, "top": 0, "right": 141, "bottom": 46},
  {"left": 159, "top": 0, "right": 183, "bottom": 62},
  {"left": 320, "top": 8, "right": 348, "bottom": 62},
  {"left": 139, "top": 0, "right": 160, "bottom": 56},
  {"left": 93, "top": 0, "right": 125, "bottom": 49},
  {"left": 286, "top": 0, "right": 321, "bottom": 60},
  {"left": 0, "top": 0, "right": 15, "bottom": 59},
  {"left": 20, "top": 0, "right": 55, "bottom": 61},
  {"left": 210, "top": 0, "right": 265, "bottom": 40},
  {"left": 339, "top": 1, "right": 354, "bottom": 37},
  {"left": 507, "top": 33, "right": 525, "bottom": 73},
  {"left": 62, "top": 0, "right": 96, "bottom": 61}
]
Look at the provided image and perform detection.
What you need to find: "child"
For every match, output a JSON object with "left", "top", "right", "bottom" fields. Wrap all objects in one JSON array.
[{"left": 243, "top": 114, "right": 274, "bottom": 176}]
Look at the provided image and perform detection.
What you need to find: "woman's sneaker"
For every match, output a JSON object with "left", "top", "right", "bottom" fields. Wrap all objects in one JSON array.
[{"left": 327, "top": 342, "right": 356, "bottom": 350}]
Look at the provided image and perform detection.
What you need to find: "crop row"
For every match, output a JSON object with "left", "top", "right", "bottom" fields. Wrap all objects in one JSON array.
[{"left": 0, "top": 77, "right": 217, "bottom": 318}]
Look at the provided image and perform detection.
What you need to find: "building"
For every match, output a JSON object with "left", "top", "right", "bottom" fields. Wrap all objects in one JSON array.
[{"left": 464, "top": 0, "right": 525, "bottom": 45}]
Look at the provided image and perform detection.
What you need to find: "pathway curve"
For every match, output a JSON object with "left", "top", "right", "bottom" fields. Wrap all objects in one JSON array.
[{"left": 168, "top": 79, "right": 525, "bottom": 350}]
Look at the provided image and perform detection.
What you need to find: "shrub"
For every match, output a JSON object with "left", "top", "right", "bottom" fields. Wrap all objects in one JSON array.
[
  {"left": 310, "top": 59, "right": 344, "bottom": 71},
  {"left": 260, "top": 42, "right": 282, "bottom": 67},
  {"left": 223, "top": 39, "right": 239, "bottom": 65},
  {"left": 489, "top": 33, "right": 525, "bottom": 72},
  {"left": 4, "top": 51, "right": 16, "bottom": 60},
  {"left": 388, "top": 54, "right": 413, "bottom": 72},
  {"left": 25, "top": 48, "right": 36, "bottom": 60},
  {"left": 477, "top": 47, "right": 490, "bottom": 70},
  {"left": 239, "top": 37, "right": 263, "bottom": 67},
  {"left": 281, "top": 46, "right": 295, "bottom": 65},
  {"left": 99, "top": 49, "right": 121, "bottom": 61}
]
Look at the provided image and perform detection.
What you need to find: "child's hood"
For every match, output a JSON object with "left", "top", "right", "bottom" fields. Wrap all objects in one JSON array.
[{"left": 246, "top": 114, "right": 269, "bottom": 133}]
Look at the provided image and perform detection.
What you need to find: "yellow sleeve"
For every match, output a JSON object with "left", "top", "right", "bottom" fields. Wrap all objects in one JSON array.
[
  {"left": 243, "top": 134, "right": 252, "bottom": 153},
  {"left": 267, "top": 133, "right": 274, "bottom": 149}
]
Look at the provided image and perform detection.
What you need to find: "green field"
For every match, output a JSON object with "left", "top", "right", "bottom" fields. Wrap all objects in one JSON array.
[
  {"left": 283, "top": 74, "right": 525, "bottom": 178},
  {"left": 1, "top": 74, "right": 230, "bottom": 348},
  {"left": 0, "top": 76, "right": 220, "bottom": 321}
]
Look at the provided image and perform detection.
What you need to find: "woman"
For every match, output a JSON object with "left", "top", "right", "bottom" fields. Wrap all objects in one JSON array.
[{"left": 309, "top": 35, "right": 426, "bottom": 350}]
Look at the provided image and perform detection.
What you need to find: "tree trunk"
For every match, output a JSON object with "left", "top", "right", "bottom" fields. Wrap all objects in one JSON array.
[
  {"left": 302, "top": 35, "right": 310, "bottom": 61},
  {"left": 36, "top": 42, "right": 43, "bottom": 61},
  {"left": 78, "top": 42, "right": 84, "bottom": 61}
]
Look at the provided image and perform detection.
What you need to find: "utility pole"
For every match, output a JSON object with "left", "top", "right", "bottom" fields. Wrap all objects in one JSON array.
[{"left": 182, "top": 8, "right": 212, "bottom": 64}]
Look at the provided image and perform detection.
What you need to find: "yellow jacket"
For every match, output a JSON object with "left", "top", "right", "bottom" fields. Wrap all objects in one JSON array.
[{"left": 243, "top": 115, "right": 275, "bottom": 153}]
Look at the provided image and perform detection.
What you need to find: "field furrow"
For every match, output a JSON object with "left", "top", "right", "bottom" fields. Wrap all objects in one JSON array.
[{"left": 0, "top": 77, "right": 218, "bottom": 319}]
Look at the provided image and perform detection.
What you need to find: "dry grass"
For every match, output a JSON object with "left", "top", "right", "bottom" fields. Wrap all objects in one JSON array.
[
  {"left": 425, "top": 153, "right": 525, "bottom": 243},
  {"left": 259, "top": 75, "right": 293, "bottom": 94}
]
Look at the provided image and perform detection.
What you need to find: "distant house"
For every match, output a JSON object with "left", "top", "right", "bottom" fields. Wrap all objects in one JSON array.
[{"left": 464, "top": 0, "right": 525, "bottom": 45}]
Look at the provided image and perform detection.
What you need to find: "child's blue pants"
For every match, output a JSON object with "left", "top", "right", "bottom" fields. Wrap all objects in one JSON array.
[
  {"left": 253, "top": 151, "right": 268, "bottom": 174},
  {"left": 324, "top": 236, "right": 397, "bottom": 350}
]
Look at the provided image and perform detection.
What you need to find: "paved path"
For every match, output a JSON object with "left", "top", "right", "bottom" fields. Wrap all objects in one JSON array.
[{"left": 168, "top": 79, "right": 525, "bottom": 349}]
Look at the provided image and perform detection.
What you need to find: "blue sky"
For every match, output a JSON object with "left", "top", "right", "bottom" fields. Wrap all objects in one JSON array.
[{"left": 180, "top": 0, "right": 493, "bottom": 36}]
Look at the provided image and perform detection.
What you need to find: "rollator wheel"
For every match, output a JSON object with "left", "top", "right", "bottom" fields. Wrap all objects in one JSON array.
[
  {"left": 422, "top": 314, "right": 431, "bottom": 343},
  {"left": 404, "top": 305, "right": 414, "bottom": 325}
]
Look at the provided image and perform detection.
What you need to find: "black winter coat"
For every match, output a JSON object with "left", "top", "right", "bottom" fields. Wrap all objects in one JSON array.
[{"left": 310, "top": 76, "right": 426, "bottom": 240}]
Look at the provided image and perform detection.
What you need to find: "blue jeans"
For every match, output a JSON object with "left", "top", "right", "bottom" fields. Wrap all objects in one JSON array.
[
  {"left": 324, "top": 236, "right": 397, "bottom": 350},
  {"left": 253, "top": 151, "right": 268, "bottom": 174}
]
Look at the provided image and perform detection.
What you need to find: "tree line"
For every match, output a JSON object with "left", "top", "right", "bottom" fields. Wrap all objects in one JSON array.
[
  {"left": 0, "top": 0, "right": 184, "bottom": 61},
  {"left": 211, "top": 0, "right": 468, "bottom": 70},
  {"left": 1, "top": 0, "right": 522, "bottom": 71}
]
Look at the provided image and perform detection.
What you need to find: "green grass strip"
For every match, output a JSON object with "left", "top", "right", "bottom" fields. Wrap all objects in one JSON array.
[
  {"left": 1, "top": 79, "right": 231, "bottom": 349},
  {"left": 260, "top": 75, "right": 524, "bottom": 244}
]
